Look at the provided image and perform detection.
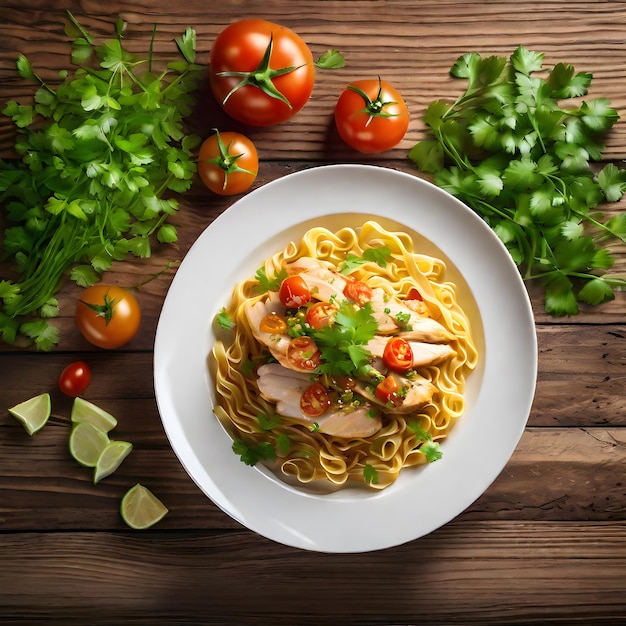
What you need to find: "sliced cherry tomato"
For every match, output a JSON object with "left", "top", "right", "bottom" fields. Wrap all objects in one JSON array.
[
  {"left": 374, "top": 375, "right": 402, "bottom": 406},
  {"left": 259, "top": 313, "right": 288, "bottom": 334},
  {"left": 407, "top": 287, "right": 423, "bottom": 301},
  {"left": 279, "top": 275, "right": 311, "bottom": 308},
  {"left": 209, "top": 19, "right": 315, "bottom": 126},
  {"left": 58, "top": 361, "right": 92, "bottom": 397},
  {"left": 383, "top": 337, "right": 414, "bottom": 372},
  {"left": 76, "top": 285, "right": 141, "bottom": 349},
  {"left": 343, "top": 277, "right": 372, "bottom": 304},
  {"left": 334, "top": 77, "right": 410, "bottom": 153},
  {"left": 305, "top": 302, "right": 336, "bottom": 330},
  {"left": 287, "top": 336, "right": 321, "bottom": 371},
  {"left": 198, "top": 130, "right": 258, "bottom": 196},
  {"left": 300, "top": 383, "right": 331, "bottom": 418}
]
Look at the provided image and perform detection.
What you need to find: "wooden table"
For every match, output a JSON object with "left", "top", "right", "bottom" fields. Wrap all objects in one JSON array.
[{"left": 1, "top": 1, "right": 625, "bottom": 623}]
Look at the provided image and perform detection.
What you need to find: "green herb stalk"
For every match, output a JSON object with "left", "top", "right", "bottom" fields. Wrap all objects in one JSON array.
[
  {"left": 409, "top": 46, "right": 626, "bottom": 316},
  {"left": 0, "top": 12, "right": 203, "bottom": 349}
]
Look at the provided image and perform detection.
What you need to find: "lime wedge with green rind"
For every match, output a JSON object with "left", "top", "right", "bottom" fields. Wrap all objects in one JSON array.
[
  {"left": 68, "top": 421, "right": 109, "bottom": 467},
  {"left": 93, "top": 440, "right": 133, "bottom": 484},
  {"left": 120, "top": 484, "right": 168, "bottom": 530},
  {"left": 8, "top": 393, "right": 51, "bottom": 435},
  {"left": 71, "top": 397, "right": 117, "bottom": 432}
]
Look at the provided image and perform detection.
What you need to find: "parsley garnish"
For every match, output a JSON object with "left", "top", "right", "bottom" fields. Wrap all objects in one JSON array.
[
  {"left": 0, "top": 12, "right": 202, "bottom": 349},
  {"left": 312, "top": 300, "right": 378, "bottom": 376},
  {"left": 215, "top": 308, "right": 235, "bottom": 331},
  {"left": 255, "top": 267, "right": 288, "bottom": 293},
  {"left": 232, "top": 438, "right": 276, "bottom": 466},
  {"left": 409, "top": 46, "right": 626, "bottom": 316},
  {"left": 339, "top": 246, "right": 392, "bottom": 275},
  {"left": 364, "top": 463, "right": 379, "bottom": 485}
]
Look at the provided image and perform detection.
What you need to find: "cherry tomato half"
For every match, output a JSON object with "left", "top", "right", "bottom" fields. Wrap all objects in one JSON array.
[
  {"left": 305, "top": 302, "right": 336, "bottom": 330},
  {"left": 334, "top": 78, "right": 410, "bottom": 153},
  {"left": 76, "top": 285, "right": 141, "bottom": 349},
  {"left": 300, "top": 383, "right": 331, "bottom": 418},
  {"left": 209, "top": 19, "right": 315, "bottom": 126},
  {"left": 198, "top": 130, "right": 258, "bottom": 196},
  {"left": 383, "top": 337, "right": 414, "bottom": 372},
  {"left": 343, "top": 277, "right": 373, "bottom": 304},
  {"left": 407, "top": 287, "right": 423, "bottom": 301},
  {"left": 259, "top": 313, "right": 288, "bottom": 334},
  {"left": 287, "top": 336, "right": 321, "bottom": 371},
  {"left": 279, "top": 275, "right": 311, "bottom": 308},
  {"left": 374, "top": 374, "right": 402, "bottom": 406},
  {"left": 59, "top": 361, "right": 92, "bottom": 397}
]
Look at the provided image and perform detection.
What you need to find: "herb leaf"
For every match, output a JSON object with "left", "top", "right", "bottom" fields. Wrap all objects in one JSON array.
[{"left": 409, "top": 46, "right": 626, "bottom": 315}]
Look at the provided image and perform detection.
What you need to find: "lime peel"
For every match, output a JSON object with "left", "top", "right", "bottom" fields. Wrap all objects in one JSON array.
[
  {"left": 120, "top": 484, "right": 168, "bottom": 530},
  {"left": 8, "top": 393, "right": 51, "bottom": 435}
]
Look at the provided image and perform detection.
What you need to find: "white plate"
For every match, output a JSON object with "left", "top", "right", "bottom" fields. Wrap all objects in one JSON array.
[{"left": 154, "top": 164, "right": 537, "bottom": 553}]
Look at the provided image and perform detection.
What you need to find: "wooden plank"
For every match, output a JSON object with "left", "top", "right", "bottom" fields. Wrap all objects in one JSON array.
[
  {"left": 1, "top": 2, "right": 626, "bottom": 159},
  {"left": 0, "top": 521, "right": 625, "bottom": 624}
]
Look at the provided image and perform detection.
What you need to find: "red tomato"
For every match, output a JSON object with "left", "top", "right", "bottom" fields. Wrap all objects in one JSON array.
[
  {"left": 59, "top": 361, "right": 92, "bottom": 397},
  {"left": 407, "top": 287, "right": 423, "bottom": 301},
  {"left": 279, "top": 276, "right": 311, "bottom": 308},
  {"left": 374, "top": 375, "right": 401, "bottom": 406},
  {"left": 383, "top": 337, "right": 414, "bottom": 372},
  {"left": 305, "top": 302, "right": 336, "bottom": 330},
  {"left": 334, "top": 78, "right": 410, "bottom": 153},
  {"left": 209, "top": 19, "right": 315, "bottom": 126},
  {"left": 198, "top": 130, "right": 258, "bottom": 195},
  {"left": 76, "top": 285, "right": 141, "bottom": 349},
  {"left": 287, "top": 336, "right": 321, "bottom": 371},
  {"left": 343, "top": 277, "right": 372, "bottom": 304},
  {"left": 300, "top": 383, "right": 331, "bottom": 418}
]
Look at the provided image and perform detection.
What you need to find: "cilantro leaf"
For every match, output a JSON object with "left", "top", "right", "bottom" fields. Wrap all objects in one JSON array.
[
  {"left": 214, "top": 307, "right": 235, "bottom": 331},
  {"left": 255, "top": 267, "right": 288, "bottom": 293},
  {"left": 363, "top": 464, "right": 379, "bottom": 485},
  {"left": 232, "top": 438, "right": 276, "bottom": 466},
  {"left": 420, "top": 440, "right": 443, "bottom": 463},
  {"left": 410, "top": 46, "right": 626, "bottom": 315}
]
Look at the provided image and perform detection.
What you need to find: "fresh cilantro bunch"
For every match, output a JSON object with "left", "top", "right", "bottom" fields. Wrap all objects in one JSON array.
[
  {"left": 0, "top": 12, "right": 203, "bottom": 349},
  {"left": 409, "top": 46, "right": 626, "bottom": 316}
]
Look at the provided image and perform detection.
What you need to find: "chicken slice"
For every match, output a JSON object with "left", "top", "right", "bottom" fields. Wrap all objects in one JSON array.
[
  {"left": 354, "top": 371, "right": 436, "bottom": 415},
  {"left": 369, "top": 288, "right": 454, "bottom": 342},
  {"left": 256, "top": 363, "right": 382, "bottom": 438},
  {"left": 285, "top": 257, "right": 348, "bottom": 303}
]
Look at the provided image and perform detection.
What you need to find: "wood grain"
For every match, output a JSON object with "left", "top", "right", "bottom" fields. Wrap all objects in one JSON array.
[{"left": 1, "top": 522, "right": 625, "bottom": 625}]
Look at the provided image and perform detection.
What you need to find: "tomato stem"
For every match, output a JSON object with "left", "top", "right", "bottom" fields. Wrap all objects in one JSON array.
[
  {"left": 347, "top": 76, "right": 399, "bottom": 127},
  {"left": 203, "top": 129, "right": 256, "bottom": 191},
  {"left": 217, "top": 34, "right": 304, "bottom": 108}
]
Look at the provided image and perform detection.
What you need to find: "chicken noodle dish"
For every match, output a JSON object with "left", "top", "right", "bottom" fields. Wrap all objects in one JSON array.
[{"left": 211, "top": 221, "right": 478, "bottom": 490}]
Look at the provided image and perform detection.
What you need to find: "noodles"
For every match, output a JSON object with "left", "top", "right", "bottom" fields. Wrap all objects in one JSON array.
[{"left": 211, "top": 221, "right": 478, "bottom": 490}]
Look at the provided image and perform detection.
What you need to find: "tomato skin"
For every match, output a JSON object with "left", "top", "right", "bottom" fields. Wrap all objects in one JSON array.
[
  {"left": 210, "top": 19, "right": 315, "bottom": 126},
  {"left": 76, "top": 285, "right": 141, "bottom": 349},
  {"left": 198, "top": 131, "right": 258, "bottom": 195},
  {"left": 287, "top": 336, "right": 321, "bottom": 371},
  {"left": 300, "top": 383, "right": 331, "bottom": 418},
  {"left": 279, "top": 276, "right": 311, "bottom": 308},
  {"left": 343, "top": 277, "right": 373, "bottom": 304},
  {"left": 383, "top": 337, "right": 414, "bottom": 372},
  {"left": 259, "top": 313, "right": 288, "bottom": 334},
  {"left": 334, "top": 79, "right": 410, "bottom": 153},
  {"left": 305, "top": 302, "right": 336, "bottom": 330},
  {"left": 374, "top": 375, "right": 402, "bottom": 406},
  {"left": 59, "top": 361, "right": 92, "bottom": 397},
  {"left": 407, "top": 287, "right": 423, "bottom": 301}
]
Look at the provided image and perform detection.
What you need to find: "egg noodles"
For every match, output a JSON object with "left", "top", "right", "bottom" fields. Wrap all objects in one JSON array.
[{"left": 211, "top": 221, "right": 478, "bottom": 490}]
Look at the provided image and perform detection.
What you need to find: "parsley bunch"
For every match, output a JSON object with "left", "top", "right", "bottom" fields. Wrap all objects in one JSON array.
[
  {"left": 409, "top": 46, "right": 626, "bottom": 316},
  {"left": 0, "top": 12, "right": 203, "bottom": 349}
]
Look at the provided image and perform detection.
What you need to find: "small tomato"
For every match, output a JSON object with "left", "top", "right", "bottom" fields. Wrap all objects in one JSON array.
[
  {"left": 198, "top": 130, "right": 258, "bottom": 195},
  {"left": 76, "top": 285, "right": 141, "bottom": 349},
  {"left": 334, "top": 77, "right": 410, "bottom": 153},
  {"left": 209, "top": 19, "right": 315, "bottom": 126},
  {"left": 59, "top": 361, "right": 92, "bottom": 397}
]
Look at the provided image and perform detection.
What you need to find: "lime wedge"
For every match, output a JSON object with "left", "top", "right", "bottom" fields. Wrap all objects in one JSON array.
[
  {"left": 8, "top": 393, "right": 51, "bottom": 435},
  {"left": 68, "top": 421, "right": 109, "bottom": 467},
  {"left": 71, "top": 397, "right": 117, "bottom": 433},
  {"left": 120, "top": 484, "right": 168, "bottom": 530},
  {"left": 93, "top": 440, "right": 133, "bottom": 484}
]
